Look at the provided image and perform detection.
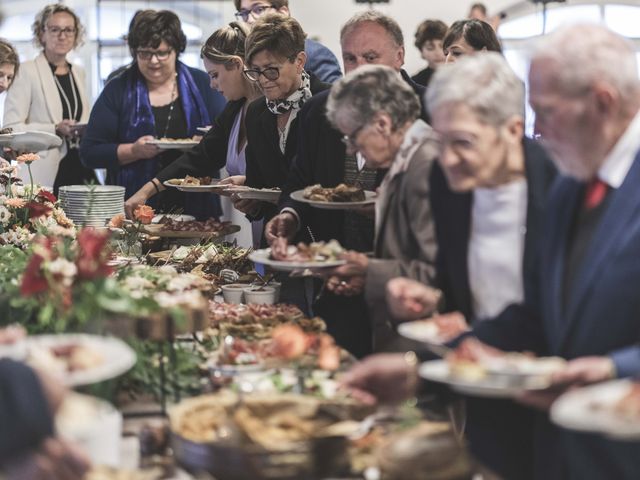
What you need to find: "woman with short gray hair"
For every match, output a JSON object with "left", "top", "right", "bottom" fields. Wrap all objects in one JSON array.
[{"left": 325, "top": 64, "right": 438, "bottom": 351}]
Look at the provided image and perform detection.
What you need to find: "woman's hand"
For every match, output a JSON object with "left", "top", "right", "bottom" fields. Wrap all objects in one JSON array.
[
  {"left": 385, "top": 277, "right": 442, "bottom": 321},
  {"left": 265, "top": 212, "right": 298, "bottom": 244},
  {"left": 55, "top": 119, "right": 77, "bottom": 138},
  {"left": 131, "top": 135, "right": 160, "bottom": 160},
  {"left": 219, "top": 175, "right": 246, "bottom": 186},
  {"left": 124, "top": 184, "right": 156, "bottom": 219}
]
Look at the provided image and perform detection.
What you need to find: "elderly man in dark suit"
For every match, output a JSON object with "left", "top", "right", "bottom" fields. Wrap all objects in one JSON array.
[
  {"left": 264, "top": 11, "right": 429, "bottom": 358},
  {"left": 345, "top": 25, "right": 640, "bottom": 480}
]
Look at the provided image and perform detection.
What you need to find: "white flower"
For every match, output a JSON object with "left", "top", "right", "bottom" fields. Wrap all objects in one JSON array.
[
  {"left": 47, "top": 258, "right": 77, "bottom": 286},
  {"left": 0, "top": 206, "right": 11, "bottom": 225},
  {"left": 0, "top": 226, "right": 34, "bottom": 248},
  {"left": 124, "top": 275, "right": 154, "bottom": 291},
  {"left": 155, "top": 289, "right": 202, "bottom": 309},
  {"left": 10, "top": 184, "right": 25, "bottom": 197},
  {"left": 157, "top": 265, "right": 178, "bottom": 275}
]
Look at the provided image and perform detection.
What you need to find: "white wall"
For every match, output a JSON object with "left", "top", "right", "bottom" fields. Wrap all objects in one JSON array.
[{"left": 292, "top": 0, "right": 517, "bottom": 76}]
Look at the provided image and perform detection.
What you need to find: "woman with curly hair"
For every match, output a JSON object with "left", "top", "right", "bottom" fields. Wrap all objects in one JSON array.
[{"left": 4, "top": 3, "right": 93, "bottom": 192}]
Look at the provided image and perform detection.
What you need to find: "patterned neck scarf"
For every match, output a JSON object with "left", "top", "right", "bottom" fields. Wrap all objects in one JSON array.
[{"left": 266, "top": 71, "right": 312, "bottom": 115}]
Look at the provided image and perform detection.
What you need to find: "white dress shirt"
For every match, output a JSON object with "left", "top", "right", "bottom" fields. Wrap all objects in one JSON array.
[
  {"left": 598, "top": 109, "right": 640, "bottom": 187},
  {"left": 468, "top": 178, "right": 528, "bottom": 320}
]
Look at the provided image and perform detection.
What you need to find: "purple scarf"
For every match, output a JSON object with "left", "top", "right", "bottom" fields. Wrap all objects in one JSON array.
[{"left": 117, "top": 61, "right": 211, "bottom": 198}]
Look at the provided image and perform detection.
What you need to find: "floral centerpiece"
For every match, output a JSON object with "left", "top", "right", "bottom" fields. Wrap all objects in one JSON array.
[{"left": 0, "top": 155, "right": 74, "bottom": 248}]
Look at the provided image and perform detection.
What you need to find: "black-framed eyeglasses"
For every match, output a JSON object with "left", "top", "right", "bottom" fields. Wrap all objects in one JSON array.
[
  {"left": 341, "top": 123, "right": 368, "bottom": 153},
  {"left": 244, "top": 66, "right": 281, "bottom": 82},
  {"left": 136, "top": 49, "right": 173, "bottom": 61},
  {"left": 46, "top": 25, "right": 77, "bottom": 37},
  {"left": 234, "top": 4, "right": 275, "bottom": 22}
]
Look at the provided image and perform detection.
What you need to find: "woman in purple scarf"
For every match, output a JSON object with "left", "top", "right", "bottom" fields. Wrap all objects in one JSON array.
[{"left": 80, "top": 10, "right": 225, "bottom": 219}]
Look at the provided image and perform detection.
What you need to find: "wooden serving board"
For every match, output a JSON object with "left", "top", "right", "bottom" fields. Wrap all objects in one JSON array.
[{"left": 142, "top": 224, "right": 240, "bottom": 239}]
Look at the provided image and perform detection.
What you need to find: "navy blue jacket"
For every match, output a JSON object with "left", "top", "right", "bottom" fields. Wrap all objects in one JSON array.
[
  {"left": 429, "top": 138, "right": 556, "bottom": 480},
  {"left": 0, "top": 360, "right": 53, "bottom": 462},
  {"left": 305, "top": 39, "right": 342, "bottom": 83},
  {"left": 471, "top": 149, "right": 640, "bottom": 480}
]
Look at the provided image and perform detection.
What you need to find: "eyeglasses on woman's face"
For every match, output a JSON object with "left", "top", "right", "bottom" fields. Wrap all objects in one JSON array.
[
  {"left": 136, "top": 49, "right": 173, "bottom": 62},
  {"left": 46, "top": 25, "right": 77, "bottom": 37},
  {"left": 341, "top": 123, "right": 369, "bottom": 153},
  {"left": 234, "top": 4, "right": 275, "bottom": 22},
  {"left": 243, "top": 66, "right": 281, "bottom": 82}
]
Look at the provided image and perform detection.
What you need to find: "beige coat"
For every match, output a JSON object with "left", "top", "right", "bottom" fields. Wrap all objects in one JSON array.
[
  {"left": 365, "top": 132, "right": 439, "bottom": 350},
  {"left": 4, "top": 52, "right": 90, "bottom": 187}
]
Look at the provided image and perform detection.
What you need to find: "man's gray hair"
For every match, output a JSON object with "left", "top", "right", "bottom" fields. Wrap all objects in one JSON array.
[
  {"left": 531, "top": 23, "right": 639, "bottom": 103},
  {"left": 340, "top": 10, "right": 404, "bottom": 48},
  {"left": 427, "top": 52, "right": 524, "bottom": 127},
  {"left": 326, "top": 65, "right": 420, "bottom": 131}
]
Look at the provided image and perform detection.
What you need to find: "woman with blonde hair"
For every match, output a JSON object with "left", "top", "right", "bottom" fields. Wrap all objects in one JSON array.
[{"left": 4, "top": 3, "right": 93, "bottom": 192}]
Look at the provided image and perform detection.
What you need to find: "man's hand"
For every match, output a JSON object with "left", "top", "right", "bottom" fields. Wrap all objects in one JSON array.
[
  {"left": 517, "top": 356, "right": 616, "bottom": 411},
  {"left": 340, "top": 353, "right": 418, "bottom": 405},
  {"left": 265, "top": 212, "right": 298, "bottom": 244},
  {"left": 386, "top": 277, "right": 442, "bottom": 321},
  {"left": 231, "top": 196, "right": 261, "bottom": 216},
  {"left": 5, "top": 438, "right": 90, "bottom": 480}
]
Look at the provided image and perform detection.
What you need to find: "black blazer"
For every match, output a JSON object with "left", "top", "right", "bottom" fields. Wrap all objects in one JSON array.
[
  {"left": 244, "top": 74, "right": 330, "bottom": 223},
  {"left": 280, "top": 70, "right": 429, "bottom": 245},
  {"left": 155, "top": 99, "right": 246, "bottom": 183},
  {"left": 431, "top": 137, "right": 557, "bottom": 321},
  {"left": 428, "top": 137, "right": 557, "bottom": 480},
  {"left": 0, "top": 359, "right": 54, "bottom": 462}
]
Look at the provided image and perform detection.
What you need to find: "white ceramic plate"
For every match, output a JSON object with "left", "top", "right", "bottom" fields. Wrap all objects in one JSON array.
[
  {"left": 25, "top": 334, "right": 136, "bottom": 387},
  {"left": 197, "top": 126, "right": 211, "bottom": 134},
  {"left": 551, "top": 380, "right": 640, "bottom": 440},
  {"left": 162, "top": 180, "right": 224, "bottom": 192},
  {"left": 227, "top": 187, "right": 281, "bottom": 203},
  {"left": 151, "top": 214, "right": 196, "bottom": 223},
  {"left": 249, "top": 248, "right": 345, "bottom": 272},
  {"left": 418, "top": 359, "right": 553, "bottom": 399},
  {"left": 59, "top": 185, "right": 125, "bottom": 194},
  {"left": 147, "top": 139, "right": 199, "bottom": 150},
  {"left": 289, "top": 189, "right": 377, "bottom": 210},
  {"left": 0, "top": 130, "right": 62, "bottom": 151},
  {"left": 397, "top": 319, "right": 467, "bottom": 346}
]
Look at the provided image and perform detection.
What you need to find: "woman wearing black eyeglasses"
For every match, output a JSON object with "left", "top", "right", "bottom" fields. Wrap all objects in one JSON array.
[
  {"left": 125, "top": 22, "right": 265, "bottom": 247},
  {"left": 239, "top": 13, "right": 329, "bottom": 234},
  {"left": 4, "top": 3, "right": 94, "bottom": 193},
  {"left": 80, "top": 9, "right": 226, "bottom": 220}
]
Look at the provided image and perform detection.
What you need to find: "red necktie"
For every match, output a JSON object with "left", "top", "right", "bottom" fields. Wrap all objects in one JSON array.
[{"left": 583, "top": 178, "right": 609, "bottom": 210}]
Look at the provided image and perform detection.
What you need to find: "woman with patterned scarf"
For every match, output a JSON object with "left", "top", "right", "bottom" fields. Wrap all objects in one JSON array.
[
  {"left": 80, "top": 10, "right": 226, "bottom": 219},
  {"left": 237, "top": 13, "right": 330, "bottom": 234}
]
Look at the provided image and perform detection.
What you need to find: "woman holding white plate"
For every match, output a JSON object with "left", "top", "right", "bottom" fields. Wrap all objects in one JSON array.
[{"left": 4, "top": 3, "right": 94, "bottom": 193}]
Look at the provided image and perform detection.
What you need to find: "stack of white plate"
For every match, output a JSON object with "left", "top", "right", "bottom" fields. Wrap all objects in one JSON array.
[{"left": 59, "top": 185, "right": 125, "bottom": 227}]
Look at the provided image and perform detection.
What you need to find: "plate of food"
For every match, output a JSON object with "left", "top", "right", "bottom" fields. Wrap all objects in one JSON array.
[
  {"left": 249, "top": 239, "right": 346, "bottom": 271},
  {"left": 418, "top": 339, "right": 566, "bottom": 398},
  {"left": 142, "top": 217, "right": 240, "bottom": 239},
  {"left": 163, "top": 176, "right": 224, "bottom": 192},
  {"left": 225, "top": 185, "right": 281, "bottom": 203},
  {"left": 0, "top": 324, "right": 27, "bottom": 360},
  {"left": 397, "top": 313, "right": 469, "bottom": 346},
  {"left": 148, "top": 138, "right": 199, "bottom": 149},
  {"left": 290, "top": 184, "right": 377, "bottom": 210},
  {"left": 551, "top": 380, "right": 640, "bottom": 440},
  {"left": 25, "top": 334, "right": 136, "bottom": 387},
  {"left": 0, "top": 130, "right": 62, "bottom": 151}
]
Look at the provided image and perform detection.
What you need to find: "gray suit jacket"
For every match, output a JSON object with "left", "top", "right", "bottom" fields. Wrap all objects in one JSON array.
[{"left": 365, "top": 132, "right": 438, "bottom": 349}]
